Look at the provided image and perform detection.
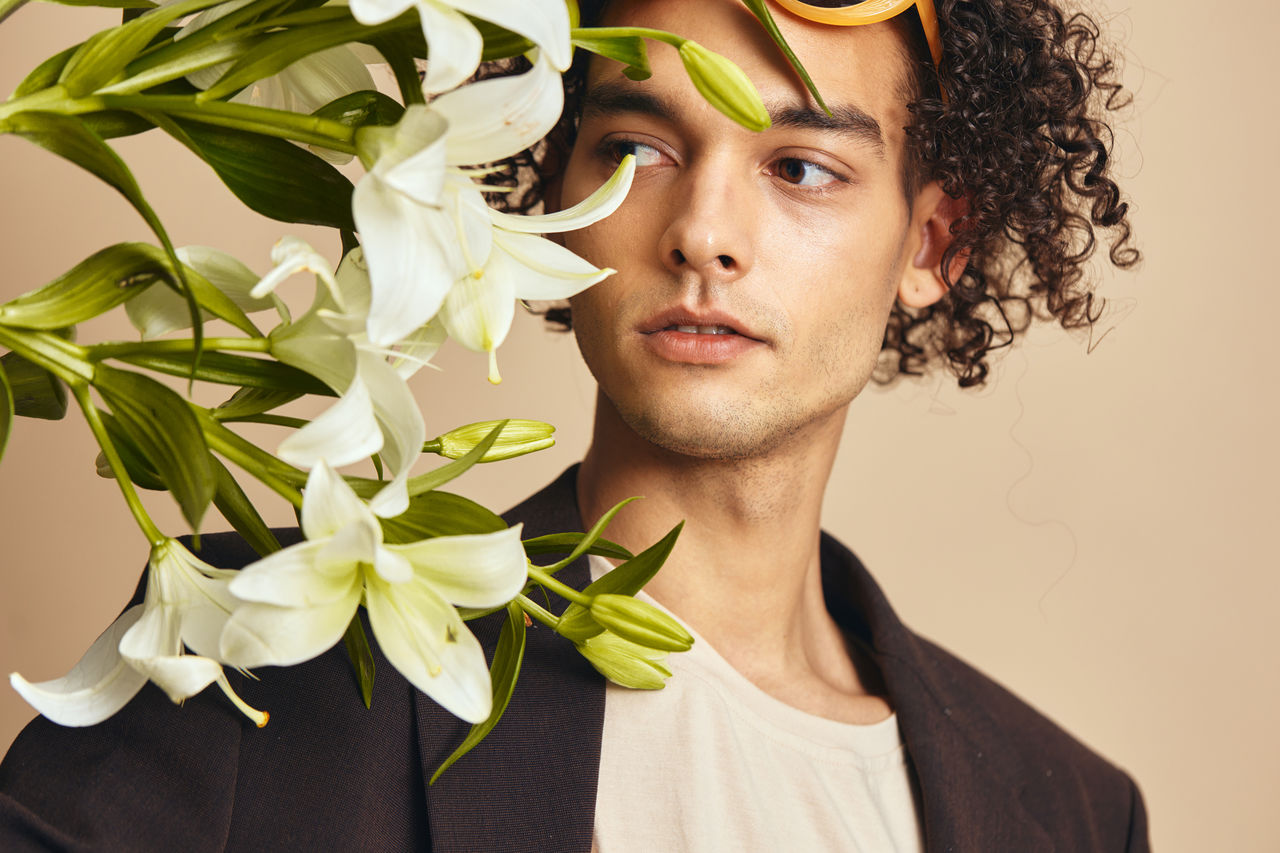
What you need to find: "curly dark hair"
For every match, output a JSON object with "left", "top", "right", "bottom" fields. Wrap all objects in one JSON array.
[{"left": 482, "top": 0, "right": 1138, "bottom": 388}]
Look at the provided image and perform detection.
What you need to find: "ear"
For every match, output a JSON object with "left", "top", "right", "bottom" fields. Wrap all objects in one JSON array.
[{"left": 898, "top": 181, "right": 971, "bottom": 309}]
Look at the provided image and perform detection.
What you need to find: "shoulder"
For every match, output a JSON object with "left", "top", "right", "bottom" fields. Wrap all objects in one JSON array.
[{"left": 819, "top": 533, "right": 1149, "bottom": 849}]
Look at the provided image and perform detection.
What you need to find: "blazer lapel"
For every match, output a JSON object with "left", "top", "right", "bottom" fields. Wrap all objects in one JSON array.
[
  {"left": 821, "top": 535, "right": 1055, "bottom": 853},
  {"left": 417, "top": 466, "right": 604, "bottom": 853}
]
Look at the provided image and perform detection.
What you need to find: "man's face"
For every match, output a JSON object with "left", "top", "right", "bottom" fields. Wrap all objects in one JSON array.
[{"left": 559, "top": 0, "right": 928, "bottom": 459}]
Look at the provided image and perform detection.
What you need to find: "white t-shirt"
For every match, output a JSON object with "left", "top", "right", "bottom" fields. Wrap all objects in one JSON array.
[{"left": 589, "top": 556, "right": 925, "bottom": 853}]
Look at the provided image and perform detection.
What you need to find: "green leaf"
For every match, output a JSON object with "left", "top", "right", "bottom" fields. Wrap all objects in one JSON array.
[
  {"left": 311, "top": 90, "right": 405, "bottom": 131},
  {"left": 404, "top": 420, "right": 506, "bottom": 498},
  {"left": 58, "top": 0, "right": 223, "bottom": 97},
  {"left": 379, "top": 491, "right": 505, "bottom": 545},
  {"left": 522, "top": 532, "right": 633, "bottom": 563},
  {"left": 737, "top": 0, "right": 828, "bottom": 114},
  {"left": 213, "top": 386, "right": 303, "bottom": 420},
  {"left": 5, "top": 111, "right": 200, "bottom": 372},
  {"left": 543, "top": 496, "right": 639, "bottom": 574},
  {"left": 98, "top": 409, "right": 166, "bottom": 490},
  {"left": 430, "top": 601, "right": 526, "bottom": 783},
  {"left": 365, "top": 30, "right": 427, "bottom": 107},
  {"left": 0, "top": 360, "right": 13, "bottom": 463},
  {"left": 474, "top": 18, "right": 533, "bottom": 61},
  {"left": 12, "top": 42, "right": 80, "bottom": 99},
  {"left": 342, "top": 615, "right": 376, "bottom": 709},
  {"left": 199, "top": 13, "right": 391, "bottom": 103},
  {"left": 81, "top": 110, "right": 158, "bottom": 139},
  {"left": 0, "top": 243, "right": 167, "bottom": 329},
  {"left": 571, "top": 32, "right": 651, "bottom": 81},
  {"left": 211, "top": 456, "right": 282, "bottom": 557},
  {"left": 156, "top": 114, "right": 356, "bottom": 231},
  {"left": 95, "top": 365, "right": 216, "bottom": 531},
  {"left": 36, "top": 0, "right": 156, "bottom": 7},
  {"left": 114, "top": 351, "right": 332, "bottom": 394},
  {"left": 0, "top": 350, "right": 68, "bottom": 420},
  {"left": 557, "top": 521, "right": 682, "bottom": 642}
]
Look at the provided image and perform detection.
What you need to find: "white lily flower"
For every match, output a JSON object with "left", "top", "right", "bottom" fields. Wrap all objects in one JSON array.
[
  {"left": 10, "top": 539, "right": 266, "bottom": 727},
  {"left": 263, "top": 242, "right": 441, "bottom": 517},
  {"left": 346, "top": 0, "right": 570, "bottom": 95},
  {"left": 220, "top": 461, "right": 528, "bottom": 722},
  {"left": 124, "top": 246, "right": 286, "bottom": 339}
]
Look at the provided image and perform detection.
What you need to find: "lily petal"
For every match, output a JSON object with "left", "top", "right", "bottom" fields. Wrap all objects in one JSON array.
[
  {"left": 300, "top": 460, "right": 371, "bottom": 541},
  {"left": 353, "top": 176, "right": 458, "bottom": 345},
  {"left": 274, "top": 45, "right": 376, "bottom": 116},
  {"left": 417, "top": 1, "right": 484, "bottom": 95},
  {"left": 490, "top": 155, "right": 636, "bottom": 234},
  {"left": 439, "top": 245, "right": 518, "bottom": 355},
  {"left": 432, "top": 55, "right": 563, "bottom": 165},
  {"left": 125, "top": 246, "right": 278, "bottom": 339},
  {"left": 219, "top": 583, "right": 362, "bottom": 668},
  {"left": 347, "top": 0, "right": 416, "bottom": 26},
  {"left": 358, "top": 353, "right": 426, "bottom": 518},
  {"left": 228, "top": 540, "right": 359, "bottom": 607},
  {"left": 390, "top": 523, "right": 527, "bottom": 607},
  {"left": 365, "top": 574, "right": 493, "bottom": 722},
  {"left": 447, "top": 0, "right": 572, "bottom": 71},
  {"left": 118, "top": 605, "right": 221, "bottom": 703},
  {"left": 372, "top": 108, "right": 449, "bottom": 206},
  {"left": 495, "top": 230, "right": 615, "bottom": 300},
  {"left": 277, "top": 374, "right": 384, "bottom": 469},
  {"left": 9, "top": 605, "right": 148, "bottom": 727}
]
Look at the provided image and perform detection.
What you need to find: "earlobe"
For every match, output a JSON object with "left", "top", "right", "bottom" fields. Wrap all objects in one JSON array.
[{"left": 898, "top": 182, "right": 971, "bottom": 308}]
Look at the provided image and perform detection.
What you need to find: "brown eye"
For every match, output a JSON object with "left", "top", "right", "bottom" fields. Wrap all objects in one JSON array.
[{"left": 773, "top": 157, "right": 839, "bottom": 187}]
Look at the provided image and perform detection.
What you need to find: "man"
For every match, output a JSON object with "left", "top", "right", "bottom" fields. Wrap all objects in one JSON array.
[{"left": 1, "top": 0, "right": 1144, "bottom": 850}]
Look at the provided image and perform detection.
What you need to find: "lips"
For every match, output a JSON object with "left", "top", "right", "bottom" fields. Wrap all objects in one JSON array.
[{"left": 640, "top": 307, "right": 763, "bottom": 342}]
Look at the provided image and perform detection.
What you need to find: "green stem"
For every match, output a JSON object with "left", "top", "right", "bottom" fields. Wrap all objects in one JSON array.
[
  {"left": 72, "top": 383, "right": 165, "bottom": 544},
  {"left": 87, "top": 336, "right": 270, "bottom": 362},
  {"left": 516, "top": 594, "right": 560, "bottom": 630},
  {"left": 526, "top": 566, "right": 592, "bottom": 607},
  {"left": 199, "top": 415, "right": 305, "bottom": 507},
  {"left": 218, "top": 413, "right": 309, "bottom": 429},
  {"left": 99, "top": 95, "right": 356, "bottom": 152},
  {"left": 0, "top": 326, "right": 93, "bottom": 385},
  {"left": 571, "top": 26, "right": 687, "bottom": 48}
]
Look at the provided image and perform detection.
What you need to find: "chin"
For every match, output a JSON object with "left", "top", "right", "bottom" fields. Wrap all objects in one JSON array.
[{"left": 610, "top": 393, "right": 820, "bottom": 461}]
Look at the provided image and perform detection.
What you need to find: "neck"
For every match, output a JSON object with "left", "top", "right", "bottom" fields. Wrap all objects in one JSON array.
[{"left": 576, "top": 391, "right": 889, "bottom": 721}]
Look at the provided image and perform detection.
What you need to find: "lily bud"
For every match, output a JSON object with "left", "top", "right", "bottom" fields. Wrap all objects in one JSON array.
[
  {"left": 588, "top": 593, "right": 694, "bottom": 652},
  {"left": 423, "top": 419, "right": 555, "bottom": 463},
  {"left": 676, "top": 40, "right": 771, "bottom": 131},
  {"left": 576, "top": 631, "right": 672, "bottom": 690}
]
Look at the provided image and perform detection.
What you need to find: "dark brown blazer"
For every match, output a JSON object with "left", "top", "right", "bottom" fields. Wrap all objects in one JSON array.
[{"left": 0, "top": 465, "right": 1149, "bottom": 851}]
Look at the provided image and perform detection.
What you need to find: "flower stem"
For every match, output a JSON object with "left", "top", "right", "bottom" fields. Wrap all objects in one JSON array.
[
  {"left": 516, "top": 594, "right": 560, "bottom": 630},
  {"left": 71, "top": 383, "right": 166, "bottom": 544},
  {"left": 199, "top": 415, "right": 305, "bottom": 507},
  {"left": 0, "top": 326, "right": 93, "bottom": 385},
  {"left": 87, "top": 336, "right": 270, "bottom": 362},
  {"left": 526, "top": 566, "right": 592, "bottom": 607},
  {"left": 571, "top": 25, "right": 688, "bottom": 48}
]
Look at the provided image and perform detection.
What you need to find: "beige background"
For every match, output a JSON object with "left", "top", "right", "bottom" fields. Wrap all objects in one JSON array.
[{"left": 1, "top": 1, "right": 1276, "bottom": 849}]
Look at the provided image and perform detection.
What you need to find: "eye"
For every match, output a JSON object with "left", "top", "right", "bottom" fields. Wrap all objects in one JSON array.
[
  {"left": 771, "top": 157, "right": 842, "bottom": 188},
  {"left": 603, "top": 137, "right": 666, "bottom": 168}
]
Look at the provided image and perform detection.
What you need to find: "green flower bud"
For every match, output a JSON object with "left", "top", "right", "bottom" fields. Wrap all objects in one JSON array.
[
  {"left": 677, "top": 40, "right": 771, "bottom": 132},
  {"left": 0, "top": 350, "right": 67, "bottom": 420},
  {"left": 588, "top": 593, "right": 694, "bottom": 652},
  {"left": 423, "top": 419, "right": 556, "bottom": 463},
  {"left": 576, "top": 631, "right": 673, "bottom": 690}
]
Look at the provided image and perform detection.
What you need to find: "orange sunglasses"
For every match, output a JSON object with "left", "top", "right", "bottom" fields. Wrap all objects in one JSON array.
[{"left": 773, "top": 0, "right": 943, "bottom": 68}]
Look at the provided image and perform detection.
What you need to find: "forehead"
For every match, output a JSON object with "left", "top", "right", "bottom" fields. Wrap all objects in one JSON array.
[{"left": 588, "top": 0, "right": 916, "bottom": 144}]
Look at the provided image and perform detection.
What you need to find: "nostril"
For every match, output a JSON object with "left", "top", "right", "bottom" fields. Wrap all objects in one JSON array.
[
  {"left": 672, "top": 249, "right": 687, "bottom": 265},
  {"left": 716, "top": 255, "right": 733, "bottom": 269}
]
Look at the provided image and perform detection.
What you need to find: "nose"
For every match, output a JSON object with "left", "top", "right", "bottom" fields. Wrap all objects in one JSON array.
[{"left": 657, "top": 166, "right": 755, "bottom": 284}]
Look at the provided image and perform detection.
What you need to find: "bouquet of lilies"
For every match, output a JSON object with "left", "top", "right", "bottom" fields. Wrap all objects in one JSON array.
[{"left": 0, "top": 0, "right": 812, "bottom": 774}]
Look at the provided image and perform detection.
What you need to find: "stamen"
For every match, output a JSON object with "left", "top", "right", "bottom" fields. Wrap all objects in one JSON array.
[
  {"left": 487, "top": 349, "right": 502, "bottom": 385},
  {"left": 216, "top": 672, "right": 269, "bottom": 727}
]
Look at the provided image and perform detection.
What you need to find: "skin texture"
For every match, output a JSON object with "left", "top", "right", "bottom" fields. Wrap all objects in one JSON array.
[{"left": 559, "top": 0, "right": 959, "bottom": 723}]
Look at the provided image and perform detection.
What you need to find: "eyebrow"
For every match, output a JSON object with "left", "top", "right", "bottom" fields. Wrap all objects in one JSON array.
[{"left": 580, "top": 82, "right": 886, "bottom": 158}]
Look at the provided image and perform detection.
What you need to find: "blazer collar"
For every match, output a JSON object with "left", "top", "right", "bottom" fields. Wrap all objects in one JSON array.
[
  {"left": 821, "top": 534, "right": 1055, "bottom": 852},
  {"left": 420, "top": 466, "right": 1055, "bottom": 852}
]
